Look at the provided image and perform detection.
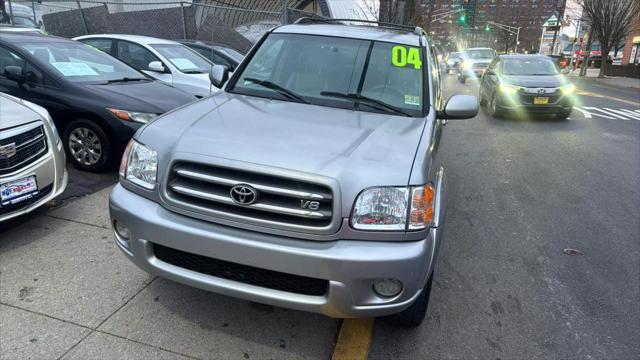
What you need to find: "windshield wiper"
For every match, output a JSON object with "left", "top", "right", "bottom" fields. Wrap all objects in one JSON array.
[
  {"left": 105, "top": 77, "right": 147, "bottom": 84},
  {"left": 320, "top": 91, "right": 412, "bottom": 117},
  {"left": 243, "top": 77, "right": 309, "bottom": 104},
  {"left": 183, "top": 70, "right": 205, "bottom": 74}
]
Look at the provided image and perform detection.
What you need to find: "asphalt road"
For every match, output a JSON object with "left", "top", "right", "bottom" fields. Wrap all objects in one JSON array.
[{"left": 369, "top": 74, "right": 640, "bottom": 358}]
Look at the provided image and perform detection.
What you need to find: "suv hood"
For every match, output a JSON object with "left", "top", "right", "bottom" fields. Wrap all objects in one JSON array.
[
  {"left": 82, "top": 80, "right": 195, "bottom": 113},
  {"left": 502, "top": 75, "right": 565, "bottom": 88},
  {"left": 142, "top": 93, "right": 428, "bottom": 207}
]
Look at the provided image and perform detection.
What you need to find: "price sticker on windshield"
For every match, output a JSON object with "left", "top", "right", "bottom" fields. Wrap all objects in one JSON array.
[{"left": 392, "top": 46, "right": 422, "bottom": 69}]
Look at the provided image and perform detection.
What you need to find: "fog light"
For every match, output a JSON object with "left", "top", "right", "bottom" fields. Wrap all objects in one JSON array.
[
  {"left": 113, "top": 221, "right": 130, "bottom": 241},
  {"left": 373, "top": 278, "right": 403, "bottom": 297}
]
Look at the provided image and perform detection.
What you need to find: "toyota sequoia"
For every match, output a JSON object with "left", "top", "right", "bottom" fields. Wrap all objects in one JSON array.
[{"left": 109, "top": 19, "right": 478, "bottom": 327}]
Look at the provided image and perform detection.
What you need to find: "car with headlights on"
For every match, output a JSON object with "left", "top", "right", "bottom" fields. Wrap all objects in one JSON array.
[
  {"left": 0, "top": 92, "right": 67, "bottom": 222},
  {"left": 109, "top": 18, "right": 478, "bottom": 327},
  {"left": 445, "top": 51, "right": 463, "bottom": 73},
  {"left": 0, "top": 33, "right": 195, "bottom": 172},
  {"left": 479, "top": 54, "right": 575, "bottom": 119},
  {"left": 458, "top": 47, "right": 495, "bottom": 84},
  {"left": 74, "top": 35, "right": 216, "bottom": 98}
]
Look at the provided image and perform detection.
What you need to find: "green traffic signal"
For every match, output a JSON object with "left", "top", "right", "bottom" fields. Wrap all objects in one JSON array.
[
  {"left": 485, "top": 24, "right": 491, "bottom": 32},
  {"left": 460, "top": 14, "right": 466, "bottom": 23}
]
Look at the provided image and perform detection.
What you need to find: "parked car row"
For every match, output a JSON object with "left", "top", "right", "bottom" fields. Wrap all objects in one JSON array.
[{"left": 0, "top": 30, "right": 245, "bottom": 222}]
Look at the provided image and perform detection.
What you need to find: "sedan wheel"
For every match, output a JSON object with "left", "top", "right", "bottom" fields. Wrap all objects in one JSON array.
[
  {"left": 64, "top": 119, "right": 112, "bottom": 172},
  {"left": 68, "top": 127, "right": 102, "bottom": 166}
]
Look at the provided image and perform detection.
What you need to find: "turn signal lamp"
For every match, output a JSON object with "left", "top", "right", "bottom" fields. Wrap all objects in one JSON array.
[{"left": 409, "top": 184, "right": 435, "bottom": 230}]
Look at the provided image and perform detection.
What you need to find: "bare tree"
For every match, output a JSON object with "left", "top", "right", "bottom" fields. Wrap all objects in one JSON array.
[
  {"left": 361, "top": 0, "right": 380, "bottom": 20},
  {"left": 577, "top": 0, "right": 640, "bottom": 77},
  {"left": 378, "top": 0, "right": 403, "bottom": 24}
]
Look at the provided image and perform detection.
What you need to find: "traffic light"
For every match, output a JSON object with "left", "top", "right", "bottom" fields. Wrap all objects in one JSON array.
[
  {"left": 485, "top": 24, "right": 491, "bottom": 32},
  {"left": 459, "top": 14, "right": 466, "bottom": 24}
]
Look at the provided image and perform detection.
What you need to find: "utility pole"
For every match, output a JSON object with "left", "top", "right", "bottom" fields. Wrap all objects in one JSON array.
[{"left": 579, "top": 28, "right": 593, "bottom": 77}]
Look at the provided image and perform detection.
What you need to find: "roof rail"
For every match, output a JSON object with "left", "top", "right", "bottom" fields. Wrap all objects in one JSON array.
[{"left": 293, "top": 17, "right": 426, "bottom": 36}]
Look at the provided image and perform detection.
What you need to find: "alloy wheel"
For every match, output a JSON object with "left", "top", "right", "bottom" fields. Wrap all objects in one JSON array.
[{"left": 68, "top": 127, "right": 102, "bottom": 166}]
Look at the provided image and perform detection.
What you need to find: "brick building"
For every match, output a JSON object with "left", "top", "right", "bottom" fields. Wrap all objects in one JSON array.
[
  {"left": 423, "top": 0, "right": 565, "bottom": 53},
  {"left": 621, "top": 13, "right": 640, "bottom": 65}
]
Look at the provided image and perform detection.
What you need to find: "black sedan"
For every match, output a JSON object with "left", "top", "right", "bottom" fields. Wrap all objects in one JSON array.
[
  {"left": 0, "top": 33, "right": 195, "bottom": 172},
  {"left": 479, "top": 54, "right": 576, "bottom": 119},
  {"left": 178, "top": 40, "right": 244, "bottom": 71}
]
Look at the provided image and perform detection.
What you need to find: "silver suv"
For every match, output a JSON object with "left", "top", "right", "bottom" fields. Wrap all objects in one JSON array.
[{"left": 109, "top": 19, "right": 478, "bottom": 326}]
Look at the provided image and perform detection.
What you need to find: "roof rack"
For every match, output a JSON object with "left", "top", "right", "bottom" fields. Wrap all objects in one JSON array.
[{"left": 293, "top": 17, "right": 426, "bottom": 37}]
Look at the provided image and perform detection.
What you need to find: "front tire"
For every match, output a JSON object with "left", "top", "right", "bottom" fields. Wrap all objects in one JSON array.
[
  {"left": 64, "top": 119, "right": 112, "bottom": 172},
  {"left": 384, "top": 272, "right": 434, "bottom": 327},
  {"left": 556, "top": 109, "right": 572, "bottom": 120},
  {"left": 488, "top": 92, "right": 503, "bottom": 118},
  {"left": 479, "top": 88, "right": 487, "bottom": 106},
  {"left": 459, "top": 75, "right": 466, "bottom": 84}
]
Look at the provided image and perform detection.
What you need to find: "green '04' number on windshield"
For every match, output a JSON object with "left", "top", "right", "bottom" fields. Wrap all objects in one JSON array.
[{"left": 392, "top": 46, "right": 422, "bottom": 69}]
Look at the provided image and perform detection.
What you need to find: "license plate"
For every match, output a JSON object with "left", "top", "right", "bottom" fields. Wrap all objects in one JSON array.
[
  {"left": 0, "top": 176, "right": 38, "bottom": 206},
  {"left": 534, "top": 97, "right": 549, "bottom": 105}
]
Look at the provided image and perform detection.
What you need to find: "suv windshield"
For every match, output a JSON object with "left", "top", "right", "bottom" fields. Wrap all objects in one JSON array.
[
  {"left": 150, "top": 44, "right": 212, "bottom": 74},
  {"left": 502, "top": 58, "right": 559, "bottom": 75},
  {"left": 464, "top": 49, "right": 494, "bottom": 60},
  {"left": 21, "top": 42, "right": 146, "bottom": 83},
  {"left": 231, "top": 33, "right": 425, "bottom": 117}
]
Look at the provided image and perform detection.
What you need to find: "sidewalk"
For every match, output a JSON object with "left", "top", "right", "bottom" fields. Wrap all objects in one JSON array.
[{"left": 568, "top": 68, "right": 640, "bottom": 90}]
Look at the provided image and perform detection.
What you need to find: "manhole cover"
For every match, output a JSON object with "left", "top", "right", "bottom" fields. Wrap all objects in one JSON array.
[{"left": 563, "top": 248, "right": 584, "bottom": 256}]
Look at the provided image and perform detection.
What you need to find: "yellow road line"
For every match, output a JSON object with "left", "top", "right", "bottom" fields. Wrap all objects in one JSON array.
[
  {"left": 331, "top": 318, "right": 375, "bottom": 360},
  {"left": 576, "top": 90, "right": 639, "bottom": 106}
]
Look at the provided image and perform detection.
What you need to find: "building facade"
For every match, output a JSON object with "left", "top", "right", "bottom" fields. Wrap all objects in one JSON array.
[
  {"left": 423, "top": 0, "right": 565, "bottom": 53},
  {"left": 621, "top": 13, "right": 640, "bottom": 65}
]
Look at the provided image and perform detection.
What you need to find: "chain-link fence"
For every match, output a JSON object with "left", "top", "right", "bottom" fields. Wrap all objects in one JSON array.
[{"left": 1, "top": 0, "right": 330, "bottom": 53}]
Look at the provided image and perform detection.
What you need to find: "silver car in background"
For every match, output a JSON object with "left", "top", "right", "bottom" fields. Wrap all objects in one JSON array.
[
  {"left": 0, "top": 93, "right": 67, "bottom": 222},
  {"left": 74, "top": 34, "right": 215, "bottom": 98}
]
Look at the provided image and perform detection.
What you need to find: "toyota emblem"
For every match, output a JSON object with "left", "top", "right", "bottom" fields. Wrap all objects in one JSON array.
[{"left": 230, "top": 184, "right": 257, "bottom": 205}]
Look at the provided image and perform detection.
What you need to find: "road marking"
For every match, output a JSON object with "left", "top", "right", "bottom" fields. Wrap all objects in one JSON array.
[
  {"left": 582, "top": 106, "right": 630, "bottom": 120},
  {"left": 605, "top": 108, "right": 640, "bottom": 120},
  {"left": 576, "top": 90, "right": 639, "bottom": 106},
  {"left": 573, "top": 106, "right": 594, "bottom": 118},
  {"left": 332, "top": 318, "right": 374, "bottom": 360},
  {"left": 617, "top": 108, "right": 640, "bottom": 119}
]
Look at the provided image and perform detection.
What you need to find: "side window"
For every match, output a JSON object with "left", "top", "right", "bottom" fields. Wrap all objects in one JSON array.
[
  {"left": 82, "top": 39, "right": 113, "bottom": 54},
  {"left": 0, "top": 47, "right": 25, "bottom": 77},
  {"left": 24, "top": 62, "right": 44, "bottom": 85},
  {"left": 429, "top": 46, "right": 442, "bottom": 104},
  {"left": 117, "top": 41, "right": 160, "bottom": 71}
]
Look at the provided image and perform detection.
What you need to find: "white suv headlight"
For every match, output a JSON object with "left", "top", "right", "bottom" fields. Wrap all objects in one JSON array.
[
  {"left": 119, "top": 140, "right": 158, "bottom": 190},
  {"left": 351, "top": 184, "right": 436, "bottom": 231}
]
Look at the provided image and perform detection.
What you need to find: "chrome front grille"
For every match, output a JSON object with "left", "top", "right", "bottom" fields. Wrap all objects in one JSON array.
[
  {"left": 0, "top": 123, "right": 48, "bottom": 175},
  {"left": 164, "top": 162, "right": 335, "bottom": 232}
]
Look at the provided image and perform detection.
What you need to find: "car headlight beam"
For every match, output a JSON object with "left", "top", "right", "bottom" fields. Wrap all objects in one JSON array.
[
  {"left": 561, "top": 83, "right": 576, "bottom": 95},
  {"left": 119, "top": 140, "right": 158, "bottom": 190},
  {"left": 499, "top": 83, "right": 520, "bottom": 95}
]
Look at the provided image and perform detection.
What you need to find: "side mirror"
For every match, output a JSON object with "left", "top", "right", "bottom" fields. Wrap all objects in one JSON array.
[
  {"left": 209, "top": 64, "right": 229, "bottom": 88},
  {"left": 148, "top": 61, "right": 165, "bottom": 73},
  {"left": 4, "top": 66, "right": 24, "bottom": 82},
  {"left": 439, "top": 95, "right": 478, "bottom": 120}
]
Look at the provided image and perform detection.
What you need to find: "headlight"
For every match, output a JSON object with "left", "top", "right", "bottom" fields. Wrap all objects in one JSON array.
[
  {"left": 499, "top": 83, "right": 520, "bottom": 95},
  {"left": 107, "top": 108, "right": 158, "bottom": 124},
  {"left": 43, "top": 111, "right": 61, "bottom": 146},
  {"left": 119, "top": 140, "right": 158, "bottom": 190},
  {"left": 351, "top": 185, "right": 436, "bottom": 231},
  {"left": 561, "top": 83, "right": 576, "bottom": 95}
]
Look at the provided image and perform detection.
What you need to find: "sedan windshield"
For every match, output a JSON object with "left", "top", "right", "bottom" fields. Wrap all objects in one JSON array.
[
  {"left": 503, "top": 58, "right": 559, "bottom": 75},
  {"left": 465, "top": 49, "right": 494, "bottom": 60},
  {"left": 20, "top": 42, "right": 146, "bottom": 83},
  {"left": 150, "top": 44, "right": 212, "bottom": 74},
  {"left": 231, "top": 33, "right": 424, "bottom": 117}
]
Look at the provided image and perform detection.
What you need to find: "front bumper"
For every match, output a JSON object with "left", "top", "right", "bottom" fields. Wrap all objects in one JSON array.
[
  {"left": 0, "top": 147, "right": 68, "bottom": 222},
  {"left": 496, "top": 93, "right": 575, "bottom": 114},
  {"left": 109, "top": 184, "right": 440, "bottom": 318}
]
